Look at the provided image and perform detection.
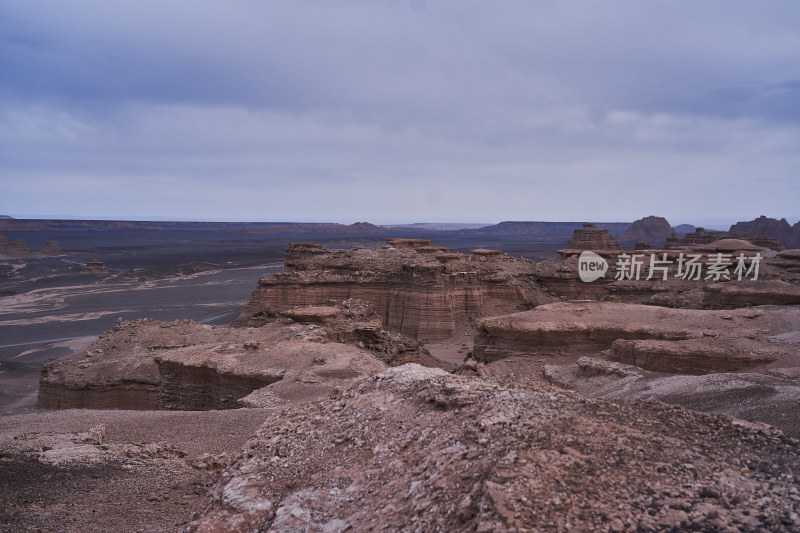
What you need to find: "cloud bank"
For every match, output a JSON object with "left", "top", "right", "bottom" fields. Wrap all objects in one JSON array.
[{"left": 1, "top": 0, "right": 798, "bottom": 223}]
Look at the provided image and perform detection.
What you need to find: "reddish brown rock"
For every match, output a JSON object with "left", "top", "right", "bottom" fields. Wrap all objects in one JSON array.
[
  {"left": 37, "top": 303, "right": 437, "bottom": 411},
  {"left": 730, "top": 215, "right": 800, "bottom": 249},
  {"left": 84, "top": 259, "right": 108, "bottom": 274},
  {"left": 40, "top": 240, "right": 63, "bottom": 255},
  {"left": 186, "top": 364, "right": 800, "bottom": 532},
  {"left": 704, "top": 279, "right": 800, "bottom": 307},
  {"left": 232, "top": 240, "right": 552, "bottom": 341},
  {"left": 565, "top": 223, "right": 620, "bottom": 250},
  {"left": 616, "top": 216, "right": 676, "bottom": 248},
  {"left": 666, "top": 227, "right": 785, "bottom": 251},
  {"left": 473, "top": 302, "right": 799, "bottom": 373}
]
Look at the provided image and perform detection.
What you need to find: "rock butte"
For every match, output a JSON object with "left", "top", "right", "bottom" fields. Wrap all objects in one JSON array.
[
  {"left": 232, "top": 239, "right": 552, "bottom": 341},
  {"left": 565, "top": 223, "right": 621, "bottom": 250},
  {"left": 0, "top": 229, "right": 63, "bottom": 258},
  {"left": 616, "top": 215, "right": 677, "bottom": 248}
]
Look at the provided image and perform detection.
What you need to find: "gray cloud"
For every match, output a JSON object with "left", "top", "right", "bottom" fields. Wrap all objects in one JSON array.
[{"left": 1, "top": 0, "right": 798, "bottom": 223}]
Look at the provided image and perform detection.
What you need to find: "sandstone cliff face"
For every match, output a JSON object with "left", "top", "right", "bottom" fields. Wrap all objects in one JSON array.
[
  {"left": 37, "top": 303, "right": 433, "bottom": 411},
  {"left": 37, "top": 319, "right": 218, "bottom": 410},
  {"left": 565, "top": 223, "right": 620, "bottom": 250},
  {"left": 730, "top": 215, "right": 800, "bottom": 249},
  {"left": 473, "top": 302, "right": 800, "bottom": 374},
  {"left": 186, "top": 364, "right": 800, "bottom": 532},
  {"left": 232, "top": 240, "right": 552, "bottom": 341},
  {"left": 616, "top": 216, "right": 676, "bottom": 248}
]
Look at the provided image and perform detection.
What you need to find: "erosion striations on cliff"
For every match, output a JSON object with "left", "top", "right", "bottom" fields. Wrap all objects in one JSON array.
[
  {"left": 37, "top": 300, "right": 439, "bottom": 411},
  {"left": 232, "top": 239, "right": 552, "bottom": 341}
]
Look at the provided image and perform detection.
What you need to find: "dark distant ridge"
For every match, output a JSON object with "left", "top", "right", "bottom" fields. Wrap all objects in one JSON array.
[
  {"left": 0, "top": 219, "right": 388, "bottom": 234},
  {"left": 0, "top": 218, "right": 632, "bottom": 236},
  {"left": 457, "top": 221, "right": 631, "bottom": 237},
  {"left": 729, "top": 216, "right": 800, "bottom": 249}
]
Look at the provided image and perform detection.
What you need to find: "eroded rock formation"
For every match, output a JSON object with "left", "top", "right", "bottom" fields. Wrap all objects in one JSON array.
[
  {"left": 616, "top": 216, "right": 676, "bottom": 248},
  {"left": 0, "top": 231, "right": 63, "bottom": 257},
  {"left": 730, "top": 215, "right": 800, "bottom": 249},
  {"left": 232, "top": 239, "right": 552, "bottom": 341},
  {"left": 84, "top": 259, "right": 108, "bottom": 274},
  {"left": 666, "top": 227, "right": 785, "bottom": 251},
  {"left": 472, "top": 302, "right": 800, "bottom": 373},
  {"left": 565, "top": 223, "right": 620, "bottom": 250},
  {"left": 37, "top": 301, "right": 436, "bottom": 411}
]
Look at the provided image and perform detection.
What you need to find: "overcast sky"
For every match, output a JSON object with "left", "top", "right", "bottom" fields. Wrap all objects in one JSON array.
[{"left": 1, "top": 1, "right": 798, "bottom": 225}]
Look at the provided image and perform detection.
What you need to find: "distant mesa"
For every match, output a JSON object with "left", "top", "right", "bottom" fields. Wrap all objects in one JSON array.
[
  {"left": 8, "top": 239, "right": 30, "bottom": 255},
  {"left": 616, "top": 216, "right": 676, "bottom": 248},
  {"left": 0, "top": 230, "right": 64, "bottom": 258},
  {"left": 671, "top": 223, "right": 696, "bottom": 236},
  {"left": 84, "top": 259, "right": 108, "bottom": 274},
  {"left": 730, "top": 215, "right": 800, "bottom": 249},
  {"left": 40, "top": 240, "right": 63, "bottom": 255},
  {"left": 566, "top": 223, "right": 621, "bottom": 250},
  {"left": 665, "top": 227, "right": 785, "bottom": 251}
]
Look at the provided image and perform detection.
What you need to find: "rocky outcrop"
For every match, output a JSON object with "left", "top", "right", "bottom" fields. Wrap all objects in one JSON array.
[
  {"left": 186, "top": 364, "right": 800, "bottom": 532},
  {"left": 84, "top": 259, "right": 108, "bottom": 274},
  {"left": 37, "top": 303, "right": 435, "bottom": 411},
  {"left": 666, "top": 227, "right": 785, "bottom": 251},
  {"left": 232, "top": 240, "right": 552, "bottom": 341},
  {"left": 472, "top": 302, "right": 800, "bottom": 373},
  {"left": 616, "top": 216, "right": 676, "bottom": 248},
  {"left": 565, "top": 223, "right": 620, "bottom": 250},
  {"left": 40, "top": 240, "right": 63, "bottom": 255},
  {"left": 7, "top": 239, "right": 31, "bottom": 256},
  {"left": 0, "top": 231, "right": 63, "bottom": 257},
  {"left": 155, "top": 340, "right": 383, "bottom": 410},
  {"left": 730, "top": 215, "right": 800, "bottom": 249},
  {"left": 672, "top": 223, "right": 696, "bottom": 236},
  {"left": 37, "top": 319, "right": 218, "bottom": 410},
  {"left": 703, "top": 279, "right": 800, "bottom": 307},
  {"left": 544, "top": 356, "right": 800, "bottom": 438}
]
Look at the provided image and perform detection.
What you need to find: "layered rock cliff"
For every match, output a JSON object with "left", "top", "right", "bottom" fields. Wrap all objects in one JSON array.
[
  {"left": 37, "top": 302, "right": 435, "bottom": 411},
  {"left": 666, "top": 227, "right": 785, "bottom": 250},
  {"left": 565, "top": 223, "right": 620, "bottom": 250},
  {"left": 730, "top": 215, "right": 800, "bottom": 249},
  {"left": 232, "top": 239, "right": 552, "bottom": 341},
  {"left": 473, "top": 302, "right": 800, "bottom": 373}
]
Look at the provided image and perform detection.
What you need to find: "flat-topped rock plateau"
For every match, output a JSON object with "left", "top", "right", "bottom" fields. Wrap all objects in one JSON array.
[
  {"left": 233, "top": 239, "right": 553, "bottom": 340},
  {"left": 4, "top": 234, "right": 800, "bottom": 531}
]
